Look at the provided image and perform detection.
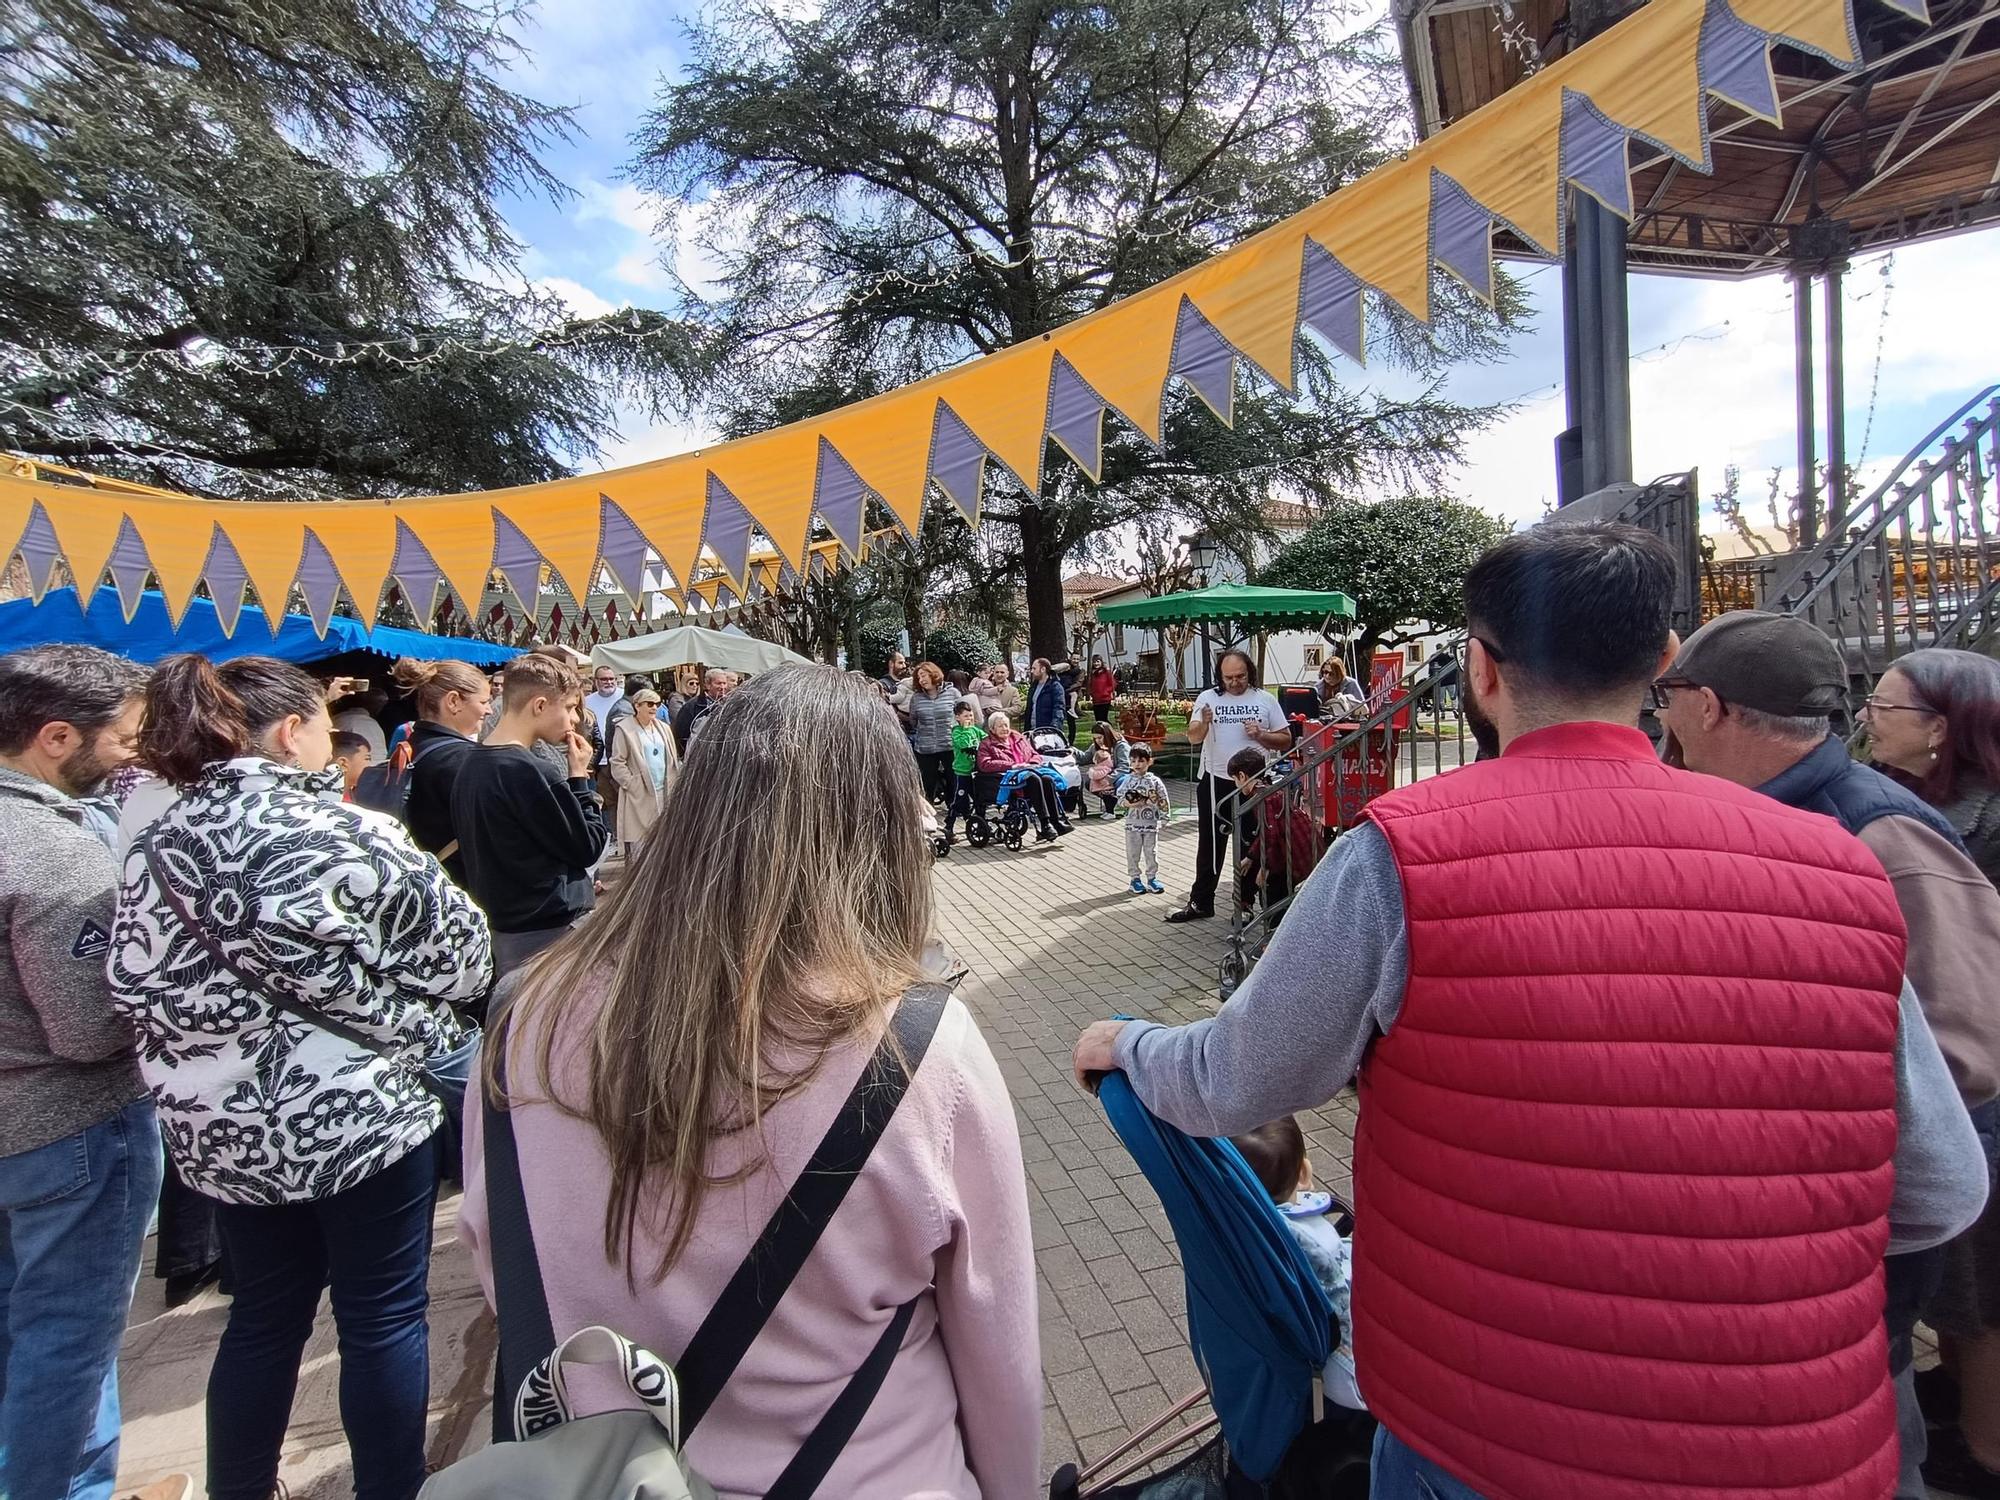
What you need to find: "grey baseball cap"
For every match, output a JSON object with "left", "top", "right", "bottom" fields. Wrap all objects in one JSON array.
[{"left": 1665, "top": 610, "right": 1847, "bottom": 716}]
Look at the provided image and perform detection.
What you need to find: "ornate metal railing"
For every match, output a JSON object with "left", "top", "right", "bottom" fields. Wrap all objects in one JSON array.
[
  {"left": 1219, "top": 649, "right": 1471, "bottom": 995},
  {"left": 1763, "top": 385, "right": 2000, "bottom": 684}
]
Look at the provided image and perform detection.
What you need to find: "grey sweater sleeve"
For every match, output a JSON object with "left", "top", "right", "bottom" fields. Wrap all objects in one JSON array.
[
  {"left": 1114, "top": 822, "right": 1409, "bottom": 1136},
  {"left": 1889, "top": 976, "right": 1990, "bottom": 1253}
]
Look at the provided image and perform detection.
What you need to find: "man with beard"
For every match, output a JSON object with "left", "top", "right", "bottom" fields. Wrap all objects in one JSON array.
[
  {"left": 1077, "top": 523, "right": 1986, "bottom": 1500},
  {"left": 0, "top": 645, "right": 186, "bottom": 1500}
]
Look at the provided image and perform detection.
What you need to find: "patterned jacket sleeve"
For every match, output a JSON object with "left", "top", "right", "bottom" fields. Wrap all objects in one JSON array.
[{"left": 247, "top": 805, "right": 493, "bottom": 1039}]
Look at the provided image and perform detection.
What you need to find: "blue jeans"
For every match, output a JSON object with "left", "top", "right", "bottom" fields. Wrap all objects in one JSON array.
[
  {"left": 1371, "top": 1427, "right": 1490, "bottom": 1499},
  {"left": 208, "top": 1136, "right": 440, "bottom": 1500},
  {"left": 0, "top": 1097, "right": 162, "bottom": 1500}
]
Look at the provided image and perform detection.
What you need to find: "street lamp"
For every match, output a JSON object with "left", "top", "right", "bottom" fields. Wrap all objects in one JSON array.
[{"left": 1181, "top": 533, "right": 1219, "bottom": 683}]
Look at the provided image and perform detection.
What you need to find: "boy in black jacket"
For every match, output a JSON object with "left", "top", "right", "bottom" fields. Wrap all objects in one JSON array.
[{"left": 451, "top": 653, "right": 608, "bottom": 985}]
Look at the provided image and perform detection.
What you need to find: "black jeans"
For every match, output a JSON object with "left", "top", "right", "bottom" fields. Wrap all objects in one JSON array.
[
  {"left": 207, "top": 1138, "right": 442, "bottom": 1500},
  {"left": 915, "top": 748, "right": 953, "bottom": 804},
  {"left": 1189, "top": 773, "right": 1254, "bottom": 913}
]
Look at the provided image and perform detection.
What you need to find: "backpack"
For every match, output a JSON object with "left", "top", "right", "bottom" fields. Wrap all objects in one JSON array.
[{"left": 419, "top": 986, "right": 950, "bottom": 1500}]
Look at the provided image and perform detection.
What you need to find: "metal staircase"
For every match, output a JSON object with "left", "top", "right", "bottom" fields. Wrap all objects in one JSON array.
[{"left": 1761, "top": 385, "right": 2000, "bottom": 684}]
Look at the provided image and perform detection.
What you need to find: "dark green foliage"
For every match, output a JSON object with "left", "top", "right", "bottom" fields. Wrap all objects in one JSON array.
[
  {"left": 631, "top": 0, "right": 1519, "bottom": 654},
  {"left": 856, "top": 613, "right": 907, "bottom": 676},
  {"left": 0, "top": 0, "right": 699, "bottom": 496},
  {"left": 921, "top": 623, "right": 1002, "bottom": 674},
  {"left": 1258, "top": 495, "right": 1510, "bottom": 659}
]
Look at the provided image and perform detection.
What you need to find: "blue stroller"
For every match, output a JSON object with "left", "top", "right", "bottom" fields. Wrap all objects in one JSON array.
[{"left": 1048, "top": 1074, "right": 1375, "bottom": 1499}]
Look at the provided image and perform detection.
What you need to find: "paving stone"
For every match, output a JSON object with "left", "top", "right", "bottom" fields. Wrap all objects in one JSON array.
[
  {"left": 1085, "top": 1329, "right": 1157, "bottom": 1395},
  {"left": 1048, "top": 1367, "right": 1125, "bottom": 1443}
]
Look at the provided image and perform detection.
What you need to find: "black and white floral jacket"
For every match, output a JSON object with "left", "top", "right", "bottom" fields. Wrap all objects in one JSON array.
[{"left": 109, "top": 758, "right": 493, "bottom": 1205}]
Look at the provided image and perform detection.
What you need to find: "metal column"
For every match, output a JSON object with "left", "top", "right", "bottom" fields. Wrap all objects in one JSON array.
[
  {"left": 1557, "top": 195, "right": 1635, "bottom": 502},
  {"left": 1824, "top": 261, "right": 1847, "bottom": 532},
  {"left": 1793, "top": 269, "right": 1819, "bottom": 548}
]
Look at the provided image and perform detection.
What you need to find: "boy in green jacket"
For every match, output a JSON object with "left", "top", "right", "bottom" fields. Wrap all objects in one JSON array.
[{"left": 943, "top": 699, "right": 986, "bottom": 848}]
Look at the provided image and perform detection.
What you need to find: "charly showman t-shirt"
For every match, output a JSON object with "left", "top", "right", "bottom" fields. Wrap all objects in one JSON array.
[{"left": 1191, "top": 687, "right": 1288, "bottom": 779}]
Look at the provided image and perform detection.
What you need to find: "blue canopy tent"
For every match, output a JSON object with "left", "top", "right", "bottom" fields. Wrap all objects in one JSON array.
[{"left": 0, "top": 587, "right": 519, "bottom": 668}]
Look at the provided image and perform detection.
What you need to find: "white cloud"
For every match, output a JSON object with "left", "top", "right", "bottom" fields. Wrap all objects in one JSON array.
[
  {"left": 533, "top": 276, "right": 618, "bottom": 319},
  {"left": 576, "top": 179, "right": 663, "bottom": 238}
]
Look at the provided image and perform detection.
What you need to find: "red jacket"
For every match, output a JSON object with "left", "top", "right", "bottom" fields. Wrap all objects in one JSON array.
[
  {"left": 1088, "top": 668, "right": 1117, "bottom": 706},
  {"left": 975, "top": 731, "right": 1041, "bottom": 775},
  {"left": 1359, "top": 722, "right": 1904, "bottom": 1500},
  {"left": 1253, "top": 796, "right": 1321, "bottom": 882}
]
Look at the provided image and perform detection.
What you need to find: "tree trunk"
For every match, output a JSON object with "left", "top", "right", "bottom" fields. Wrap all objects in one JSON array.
[{"left": 1019, "top": 506, "right": 1067, "bottom": 660}]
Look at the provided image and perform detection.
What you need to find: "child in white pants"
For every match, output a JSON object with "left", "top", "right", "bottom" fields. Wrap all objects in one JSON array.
[{"left": 1120, "top": 744, "right": 1171, "bottom": 894}]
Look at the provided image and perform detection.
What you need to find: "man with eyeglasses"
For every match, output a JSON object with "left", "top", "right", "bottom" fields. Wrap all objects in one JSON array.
[
  {"left": 1657, "top": 609, "right": 2000, "bottom": 1498},
  {"left": 1077, "top": 525, "right": 1986, "bottom": 1500}
]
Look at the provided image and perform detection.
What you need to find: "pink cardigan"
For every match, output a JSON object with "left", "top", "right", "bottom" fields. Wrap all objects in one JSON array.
[{"left": 459, "top": 991, "right": 1040, "bottom": 1499}]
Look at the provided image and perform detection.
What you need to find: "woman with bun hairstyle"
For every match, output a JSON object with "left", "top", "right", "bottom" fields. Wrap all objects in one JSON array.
[
  {"left": 387, "top": 656, "right": 492, "bottom": 884},
  {"left": 108, "top": 654, "right": 492, "bottom": 1500}
]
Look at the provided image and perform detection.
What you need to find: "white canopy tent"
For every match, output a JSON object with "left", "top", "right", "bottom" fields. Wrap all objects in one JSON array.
[{"left": 589, "top": 624, "right": 813, "bottom": 678}]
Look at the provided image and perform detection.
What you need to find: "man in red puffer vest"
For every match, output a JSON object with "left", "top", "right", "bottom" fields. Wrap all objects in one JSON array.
[{"left": 1075, "top": 522, "right": 1987, "bottom": 1500}]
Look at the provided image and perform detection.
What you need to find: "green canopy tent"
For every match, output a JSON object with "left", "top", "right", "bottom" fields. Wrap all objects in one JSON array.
[
  {"left": 1095, "top": 582, "right": 1357, "bottom": 685},
  {"left": 1094, "top": 581, "right": 1357, "bottom": 631}
]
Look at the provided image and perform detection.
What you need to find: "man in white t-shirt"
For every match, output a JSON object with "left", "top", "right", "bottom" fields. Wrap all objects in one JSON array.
[
  {"left": 1168, "top": 649, "right": 1292, "bottom": 923},
  {"left": 582, "top": 666, "right": 633, "bottom": 825}
]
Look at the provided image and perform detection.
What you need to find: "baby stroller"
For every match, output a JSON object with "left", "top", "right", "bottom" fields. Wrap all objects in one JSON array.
[
  {"left": 1031, "top": 726, "right": 1084, "bottom": 816},
  {"left": 1048, "top": 1073, "right": 1375, "bottom": 1500}
]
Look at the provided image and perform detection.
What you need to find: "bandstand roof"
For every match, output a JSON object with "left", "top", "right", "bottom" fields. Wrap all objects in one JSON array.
[{"left": 1397, "top": 0, "right": 2000, "bottom": 275}]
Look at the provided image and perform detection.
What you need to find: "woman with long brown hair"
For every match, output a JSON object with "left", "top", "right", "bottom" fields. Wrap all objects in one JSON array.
[
  {"left": 1862, "top": 647, "right": 2000, "bottom": 1493},
  {"left": 462, "top": 664, "right": 1039, "bottom": 1497},
  {"left": 108, "top": 655, "right": 491, "bottom": 1500}
]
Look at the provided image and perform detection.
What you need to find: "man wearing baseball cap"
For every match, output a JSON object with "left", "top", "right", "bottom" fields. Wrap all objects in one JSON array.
[{"left": 1659, "top": 609, "right": 2000, "bottom": 1495}]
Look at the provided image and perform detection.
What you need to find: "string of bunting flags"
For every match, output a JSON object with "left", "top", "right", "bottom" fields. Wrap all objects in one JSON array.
[{"left": 0, "top": 0, "right": 1912, "bottom": 641}]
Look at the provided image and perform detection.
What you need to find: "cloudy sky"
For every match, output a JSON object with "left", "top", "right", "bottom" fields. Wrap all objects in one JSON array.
[{"left": 493, "top": 0, "right": 1998, "bottom": 534}]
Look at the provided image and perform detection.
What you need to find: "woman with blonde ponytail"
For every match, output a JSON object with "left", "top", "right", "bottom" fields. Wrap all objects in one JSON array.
[
  {"left": 461, "top": 664, "right": 1040, "bottom": 1497},
  {"left": 108, "top": 654, "right": 493, "bottom": 1500}
]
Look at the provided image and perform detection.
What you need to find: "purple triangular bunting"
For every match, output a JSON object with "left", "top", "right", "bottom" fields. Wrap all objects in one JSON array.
[
  {"left": 928, "top": 402, "right": 988, "bottom": 523},
  {"left": 1169, "top": 298, "right": 1237, "bottom": 423},
  {"left": 1046, "top": 354, "right": 1108, "bottom": 481},
  {"left": 701, "top": 474, "right": 756, "bottom": 585},
  {"left": 1561, "top": 92, "right": 1633, "bottom": 219},
  {"left": 202, "top": 526, "right": 249, "bottom": 637},
  {"left": 389, "top": 520, "right": 443, "bottom": 622},
  {"left": 297, "top": 530, "right": 344, "bottom": 637},
  {"left": 16, "top": 502, "right": 62, "bottom": 602},
  {"left": 599, "top": 496, "right": 652, "bottom": 602},
  {"left": 810, "top": 552, "right": 829, "bottom": 581},
  {"left": 1430, "top": 172, "right": 1495, "bottom": 301},
  {"left": 107, "top": 516, "right": 153, "bottom": 622},
  {"left": 1298, "top": 242, "right": 1367, "bottom": 366},
  {"left": 813, "top": 438, "right": 869, "bottom": 554},
  {"left": 491, "top": 510, "right": 543, "bottom": 612},
  {"left": 1700, "top": 0, "right": 1780, "bottom": 121}
]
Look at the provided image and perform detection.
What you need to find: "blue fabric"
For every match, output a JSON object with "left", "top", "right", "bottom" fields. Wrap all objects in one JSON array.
[
  {"left": 0, "top": 1096, "right": 161, "bottom": 1500},
  {"left": 1097, "top": 1072, "right": 1333, "bottom": 1481},
  {"left": 0, "top": 587, "right": 520, "bottom": 668},
  {"left": 1370, "top": 1428, "right": 1488, "bottom": 1499},
  {"left": 1758, "top": 734, "right": 1967, "bottom": 851},
  {"left": 208, "top": 1135, "right": 441, "bottom": 1500},
  {"left": 1029, "top": 677, "right": 1066, "bottom": 731}
]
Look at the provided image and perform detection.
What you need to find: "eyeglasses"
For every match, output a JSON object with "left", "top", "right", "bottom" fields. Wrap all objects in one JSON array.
[
  {"left": 1649, "top": 676, "right": 1699, "bottom": 711},
  {"left": 1859, "top": 696, "right": 1936, "bottom": 718}
]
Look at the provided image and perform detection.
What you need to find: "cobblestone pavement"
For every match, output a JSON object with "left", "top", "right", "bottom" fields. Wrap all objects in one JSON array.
[{"left": 108, "top": 791, "right": 1361, "bottom": 1495}]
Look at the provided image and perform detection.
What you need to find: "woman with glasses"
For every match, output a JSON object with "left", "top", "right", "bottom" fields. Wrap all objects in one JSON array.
[{"left": 1861, "top": 648, "right": 2000, "bottom": 1494}]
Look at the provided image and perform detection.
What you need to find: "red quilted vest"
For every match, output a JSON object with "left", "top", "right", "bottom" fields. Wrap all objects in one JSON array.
[{"left": 1359, "top": 722, "right": 1905, "bottom": 1500}]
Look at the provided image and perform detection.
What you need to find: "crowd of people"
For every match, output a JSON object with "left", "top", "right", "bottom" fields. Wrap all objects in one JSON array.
[{"left": 3, "top": 519, "right": 2000, "bottom": 1500}]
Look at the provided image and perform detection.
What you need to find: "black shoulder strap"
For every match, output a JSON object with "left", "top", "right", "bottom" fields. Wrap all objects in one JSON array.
[
  {"left": 483, "top": 983, "right": 951, "bottom": 1480},
  {"left": 485, "top": 1025, "right": 556, "bottom": 1443},
  {"left": 675, "top": 985, "right": 948, "bottom": 1432}
]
